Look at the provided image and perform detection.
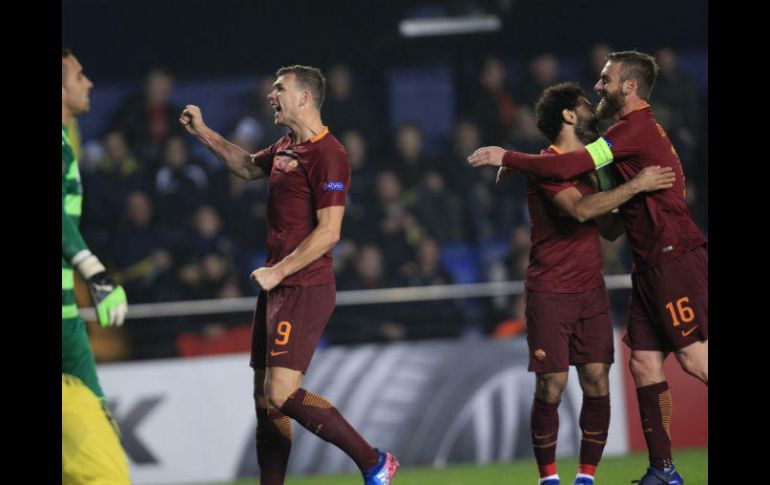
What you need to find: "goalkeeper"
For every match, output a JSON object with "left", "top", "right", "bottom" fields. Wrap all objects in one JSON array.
[{"left": 62, "top": 47, "right": 127, "bottom": 400}]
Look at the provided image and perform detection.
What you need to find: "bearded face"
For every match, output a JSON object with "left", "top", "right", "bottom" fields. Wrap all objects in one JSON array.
[
  {"left": 596, "top": 83, "right": 625, "bottom": 121},
  {"left": 594, "top": 61, "right": 627, "bottom": 121},
  {"left": 576, "top": 109, "right": 600, "bottom": 144},
  {"left": 574, "top": 99, "right": 600, "bottom": 145}
]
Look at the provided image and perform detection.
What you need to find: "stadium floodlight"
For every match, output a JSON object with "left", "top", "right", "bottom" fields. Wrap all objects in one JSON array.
[{"left": 399, "top": 14, "right": 502, "bottom": 38}]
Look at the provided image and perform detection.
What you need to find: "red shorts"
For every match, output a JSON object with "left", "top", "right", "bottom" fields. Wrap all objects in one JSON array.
[
  {"left": 250, "top": 284, "right": 336, "bottom": 373},
  {"left": 623, "top": 245, "right": 708, "bottom": 352},
  {"left": 525, "top": 286, "right": 614, "bottom": 373}
]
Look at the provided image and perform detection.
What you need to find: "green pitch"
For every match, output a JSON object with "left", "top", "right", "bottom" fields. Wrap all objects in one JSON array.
[{"left": 193, "top": 448, "right": 707, "bottom": 485}]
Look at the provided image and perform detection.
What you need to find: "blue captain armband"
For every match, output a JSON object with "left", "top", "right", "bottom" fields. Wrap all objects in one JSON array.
[{"left": 585, "top": 136, "right": 614, "bottom": 169}]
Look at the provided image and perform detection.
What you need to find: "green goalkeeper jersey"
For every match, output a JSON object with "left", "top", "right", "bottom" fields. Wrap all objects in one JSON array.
[{"left": 62, "top": 124, "right": 88, "bottom": 323}]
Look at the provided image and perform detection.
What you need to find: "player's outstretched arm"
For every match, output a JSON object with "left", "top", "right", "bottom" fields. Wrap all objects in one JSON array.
[
  {"left": 62, "top": 192, "right": 127, "bottom": 327},
  {"left": 552, "top": 165, "right": 676, "bottom": 224},
  {"left": 180, "top": 105, "right": 268, "bottom": 180},
  {"left": 468, "top": 137, "right": 617, "bottom": 181},
  {"left": 251, "top": 205, "right": 345, "bottom": 291}
]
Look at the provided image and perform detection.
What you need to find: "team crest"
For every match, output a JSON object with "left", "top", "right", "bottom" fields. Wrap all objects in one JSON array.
[
  {"left": 534, "top": 349, "right": 546, "bottom": 361},
  {"left": 274, "top": 154, "right": 299, "bottom": 172}
]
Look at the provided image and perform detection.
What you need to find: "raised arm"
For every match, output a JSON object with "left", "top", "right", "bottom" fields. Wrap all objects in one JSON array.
[{"left": 180, "top": 105, "right": 270, "bottom": 180}]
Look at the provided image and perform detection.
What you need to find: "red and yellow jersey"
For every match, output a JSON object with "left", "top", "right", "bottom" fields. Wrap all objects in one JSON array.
[
  {"left": 252, "top": 127, "right": 351, "bottom": 286},
  {"left": 525, "top": 146, "right": 605, "bottom": 293}
]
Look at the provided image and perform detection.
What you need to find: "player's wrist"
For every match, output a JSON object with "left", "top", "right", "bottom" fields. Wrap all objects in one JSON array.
[
  {"left": 271, "top": 264, "right": 288, "bottom": 281},
  {"left": 72, "top": 251, "right": 106, "bottom": 280}
]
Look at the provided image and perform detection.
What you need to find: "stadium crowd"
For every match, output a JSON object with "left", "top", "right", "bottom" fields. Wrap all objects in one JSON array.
[{"left": 75, "top": 46, "right": 707, "bottom": 360}]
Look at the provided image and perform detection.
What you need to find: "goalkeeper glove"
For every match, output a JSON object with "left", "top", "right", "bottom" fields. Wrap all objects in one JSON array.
[{"left": 71, "top": 251, "right": 128, "bottom": 327}]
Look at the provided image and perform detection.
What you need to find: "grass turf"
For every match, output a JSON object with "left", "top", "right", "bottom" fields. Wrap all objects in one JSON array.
[{"left": 191, "top": 447, "right": 707, "bottom": 485}]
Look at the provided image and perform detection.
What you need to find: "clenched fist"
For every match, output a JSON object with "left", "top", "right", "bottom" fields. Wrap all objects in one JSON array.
[{"left": 179, "top": 105, "right": 208, "bottom": 136}]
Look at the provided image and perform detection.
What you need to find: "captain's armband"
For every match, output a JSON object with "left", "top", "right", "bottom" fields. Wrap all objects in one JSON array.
[{"left": 585, "top": 137, "right": 614, "bottom": 169}]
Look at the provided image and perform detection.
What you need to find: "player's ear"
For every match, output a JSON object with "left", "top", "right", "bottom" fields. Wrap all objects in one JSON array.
[
  {"left": 562, "top": 108, "right": 576, "bottom": 125},
  {"left": 623, "top": 79, "right": 636, "bottom": 95}
]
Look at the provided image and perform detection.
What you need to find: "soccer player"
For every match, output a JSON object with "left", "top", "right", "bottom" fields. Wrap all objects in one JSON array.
[
  {"left": 496, "top": 83, "right": 675, "bottom": 485},
  {"left": 62, "top": 48, "right": 130, "bottom": 484},
  {"left": 469, "top": 51, "right": 707, "bottom": 485},
  {"left": 62, "top": 374, "right": 131, "bottom": 485},
  {"left": 180, "top": 65, "right": 398, "bottom": 485}
]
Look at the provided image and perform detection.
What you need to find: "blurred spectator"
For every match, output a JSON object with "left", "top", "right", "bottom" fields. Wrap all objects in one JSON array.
[
  {"left": 111, "top": 191, "right": 174, "bottom": 303},
  {"left": 109, "top": 68, "right": 186, "bottom": 165},
  {"left": 229, "top": 75, "right": 287, "bottom": 150},
  {"left": 199, "top": 251, "right": 233, "bottom": 299},
  {"left": 341, "top": 129, "right": 380, "bottom": 243},
  {"left": 516, "top": 53, "right": 563, "bottom": 109},
  {"left": 154, "top": 136, "right": 210, "bottom": 227},
  {"left": 413, "top": 171, "right": 467, "bottom": 243},
  {"left": 463, "top": 57, "right": 518, "bottom": 145},
  {"left": 81, "top": 130, "right": 149, "bottom": 255},
  {"left": 581, "top": 43, "right": 613, "bottom": 96},
  {"left": 444, "top": 119, "right": 484, "bottom": 193},
  {"left": 402, "top": 238, "right": 454, "bottom": 286},
  {"left": 503, "top": 225, "right": 532, "bottom": 281},
  {"left": 650, "top": 47, "right": 699, "bottom": 167},
  {"left": 182, "top": 204, "right": 236, "bottom": 262},
  {"left": 372, "top": 171, "right": 423, "bottom": 276},
  {"left": 219, "top": 174, "right": 268, "bottom": 252},
  {"left": 391, "top": 123, "right": 436, "bottom": 189},
  {"left": 466, "top": 166, "right": 526, "bottom": 242},
  {"left": 341, "top": 244, "right": 393, "bottom": 290},
  {"left": 323, "top": 64, "right": 375, "bottom": 139},
  {"left": 335, "top": 244, "right": 407, "bottom": 342},
  {"left": 509, "top": 106, "right": 548, "bottom": 154}
]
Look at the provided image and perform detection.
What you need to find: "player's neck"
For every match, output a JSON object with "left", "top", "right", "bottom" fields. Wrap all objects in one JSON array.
[
  {"left": 62, "top": 109, "right": 73, "bottom": 128},
  {"left": 288, "top": 114, "right": 325, "bottom": 144},
  {"left": 554, "top": 132, "right": 584, "bottom": 153},
  {"left": 618, "top": 96, "right": 647, "bottom": 118}
]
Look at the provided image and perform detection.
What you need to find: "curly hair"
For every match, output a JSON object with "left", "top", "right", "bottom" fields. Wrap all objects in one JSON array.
[{"left": 535, "top": 82, "right": 586, "bottom": 143}]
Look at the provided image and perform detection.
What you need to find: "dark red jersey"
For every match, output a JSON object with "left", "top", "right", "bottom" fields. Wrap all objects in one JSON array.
[
  {"left": 252, "top": 127, "right": 350, "bottom": 286},
  {"left": 503, "top": 104, "right": 705, "bottom": 271},
  {"left": 526, "top": 146, "right": 605, "bottom": 293},
  {"left": 602, "top": 105, "right": 705, "bottom": 271}
]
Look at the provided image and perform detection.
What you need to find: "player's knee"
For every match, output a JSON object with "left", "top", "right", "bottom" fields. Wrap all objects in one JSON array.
[
  {"left": 264, "top": 377, "right": 298, "bottom": 409},
  {"left": 535, "top": 374, "right": 567, "bottom": 402},
  {"left": 628, "top": 355, "right": 663, "bottom": 385},
  {"left": 580, "top": 368, "right": 609, "bottom": 395}
]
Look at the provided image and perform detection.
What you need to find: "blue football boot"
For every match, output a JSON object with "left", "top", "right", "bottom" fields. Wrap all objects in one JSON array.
[
  {"left": 363, "top": 448, "right": 399, "bottom": 485},
  {"left": 632, "top": 465, "right": 684, "bottom": 484}
]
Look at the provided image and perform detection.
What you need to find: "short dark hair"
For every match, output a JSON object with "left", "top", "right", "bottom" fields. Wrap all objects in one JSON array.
[
  {"left": 62, "top": 48, "right": 72, "bottom": 85},
  {"left": 606, "top": 50, "right": 659, "bottom": 100},
  {"left": 276, "top": 65, "right": 326, "bottom": 110},
  {"left": 535, "top": 82, "right": 586, "bottom": 143}
]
